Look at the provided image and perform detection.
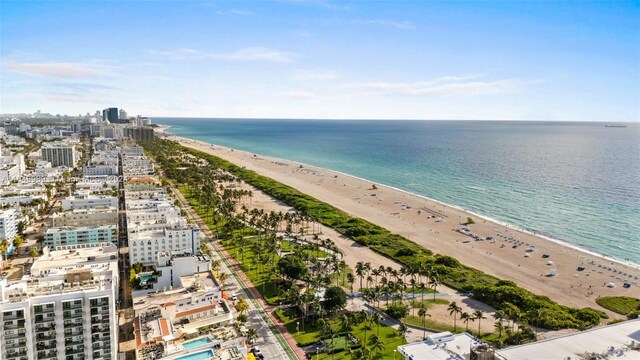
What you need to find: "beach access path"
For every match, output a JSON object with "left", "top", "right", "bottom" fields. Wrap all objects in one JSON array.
[{"left": 173, "top": 136, "right": 640, "bottom": 315}]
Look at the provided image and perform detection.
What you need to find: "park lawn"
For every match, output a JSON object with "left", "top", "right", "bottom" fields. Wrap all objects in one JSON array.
[
  {"left": 221, "top": 237, "right": 283, "bottom": 304},
  {"left": 596, "top": 296, "right": 640, "bottom": 316},
  {"left": 404, "top": 315, "right": 464, "bottom": 334},
  {"left": 408, "top": 298, "right": 449, "bottom": 309},
  {"left": 276, "top": 308, "right": 406, "bottom": 359}
]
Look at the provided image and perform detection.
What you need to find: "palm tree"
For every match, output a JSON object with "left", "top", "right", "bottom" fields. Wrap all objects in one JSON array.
[
  {"left": 371, "top": 311, "right": 383, "bottom": 336},
  {"left": 447, "top": 302, "right": 462, "bottom": 331},
  {"left": 418, "top": 304, "right": 430, "bottom": 340},
  {"left": 473, "top": 310, "right": 486, "bottom": 336},
  {"left": 218, "top": 272, "right": 229, "bottom": 285},
  {"left": 246, "top": 328, "right": 258, "bottom": 344},
  {"left": 461, "top": 312, "right": 472, "bottom": 331},
  {"left": 347, "top": 273, "right": 355, "bottom": 297},
  {"left": 362, "top": 312, "right": 373, "bottom": 349},
  {"left": 29, "top": 248, "right": 39, "bottom": 261},
  {"left": 235, "top": 297, "right": 249, "bottom": 315},
  {"left": 355, "top": 262, "right": 365, "bottom": 291},
  {"left": 368, "top": 335, "right": 385, "bottom": 357},
  {"left": 0, "top": 239, "right": 9, "bottom": 265},
  {"left": 428, "top": 272, "right": 440, "bottom": 301},
  {"left": 397, "top": 322, "right": 411, "bottom": 340},
  {"left": 340, "top": 314, "right": 350, "bottom": 353},
  {"left": 493, "top": 310, "right": 506, "bottom": 337}
]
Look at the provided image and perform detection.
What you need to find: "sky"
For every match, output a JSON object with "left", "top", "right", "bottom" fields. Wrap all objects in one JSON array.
[{"left": 1, "top": 0, "right": 638, "bottom": 121}]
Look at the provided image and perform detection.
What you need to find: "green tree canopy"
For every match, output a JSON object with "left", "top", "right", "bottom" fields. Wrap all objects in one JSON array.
[
  {"left": 322, "top": 286, "right": 347, "bottom": 313},
  {"left": 277, "top": 255, "right": 308, "bottom": 281}
]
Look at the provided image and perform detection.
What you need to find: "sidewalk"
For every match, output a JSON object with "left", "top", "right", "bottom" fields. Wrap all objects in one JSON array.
[{"left": 169, "top": 182, "right": 303, "bottom": 360}]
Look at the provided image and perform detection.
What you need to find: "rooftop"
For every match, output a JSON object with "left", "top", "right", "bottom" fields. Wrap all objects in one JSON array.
[
  {"left": 397, "top": 332, "right": 479, "bottom": 360},
  {"left": 497, "top": 319, "right": 640, "bottom": 359},
  {"left": 46, "top": 224, "right": 117, "bottom": 233},
  {"left": 1, "top": 243, "right": 118, "bottom": 301}
]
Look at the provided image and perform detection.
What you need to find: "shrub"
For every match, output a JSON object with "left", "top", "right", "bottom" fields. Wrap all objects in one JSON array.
[{"left": 385, "top": 303, "right": 409, "bottom": 320}]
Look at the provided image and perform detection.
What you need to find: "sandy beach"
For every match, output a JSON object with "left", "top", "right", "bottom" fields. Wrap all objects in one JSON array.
[{"left": 165, "top": 132, "right": 640, "bottom": 315}]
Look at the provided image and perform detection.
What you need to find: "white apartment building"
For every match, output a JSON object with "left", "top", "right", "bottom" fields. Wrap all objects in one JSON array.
[
  {"left": 131, "top": 253, "right": 212, "bottom": 297},
  {"left": 83, "top": 165, "right": 118, "bottom": 176},
  {"left": 133, "top": 272, "right": 233, "bottom": 360},
  {"left": 0, "top": 154, "right": 25, "bottom": 185},
  {"left": 128, "top": 225, "right": 200, "bottom": 265},
  {"left": 0, "top": 208, "right": 19, "bottom": 243},
  {"left": 51, "top": 207, "right": 118, "bottom": 227},
  {"left": 124, "top": 189, "right": 167, "bottom": 201},
  {"left": 0, "top": 194, "right": 47, "bottom": 207},
  {"left": 0, "top": 243, "right": 118, "bottom": 360},
  {"left": 75, "top": 177, "right": 119, "bottom": 192},
  {"left": 120, "top": 145, "right": 144, "bottom": 155},
  {"left": 44, "top": 225, "right": 117, "bottom": 248},
  {"left": 61, "top": 194, "right": 118, "bottom": 211},
  {"left": 126, "top": 203, "right": 180, "bottom": 224},
  {"left": 40, "top": 143, "right": 78, "bottom": 168}
]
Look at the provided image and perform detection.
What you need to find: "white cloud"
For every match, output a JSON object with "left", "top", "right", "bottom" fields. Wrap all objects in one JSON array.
[
  {"left": 282, "top": 91, "right": 319, "bottom": 99},
  {"left": 357, "top": 19, "right": 415, "bottom": 30},
  {"left": 342, "top": 75, "right": 539, "bottom": 96},
  {"left": 2, "top": 60, "right": 110, "bottom": 79},
  {"left": 293, "top": 69, "right": 337, "bottom": 81},
  {"left": 149, "top": 47, "right": 296, "bottom": 63}
]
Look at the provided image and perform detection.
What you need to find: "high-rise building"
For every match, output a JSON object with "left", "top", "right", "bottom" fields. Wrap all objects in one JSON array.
[
  {"left": 119, "top": 109, "right": 127, "bottom": 120},
  {"left": 102, "top": 108, "right": 118, "bottom": 123},
  {"left": 40, "top": 143, "right": 78, "bottom": 167},
  {"left": 124, "top": 126, "right": 154, "bottom": 141},
  {"left": 0, "top": 242, "right": 119, "bottom": 360},
  {"left": 0, "top": 208, "right": 18, "bottom": 243}
]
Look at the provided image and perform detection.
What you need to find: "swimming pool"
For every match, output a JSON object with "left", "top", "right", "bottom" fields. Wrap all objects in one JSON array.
[
  {"left": 175, "top": 350, "right": 215, "bottom": 360},
  {"left": 138, "top": 274, "right": 153, "bottom": 283},
  {"left": 182, "top": 337, "right": 213, "bottom": 350}
]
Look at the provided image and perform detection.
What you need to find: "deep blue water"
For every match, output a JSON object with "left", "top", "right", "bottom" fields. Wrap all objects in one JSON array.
[{"left": 155, "top": 118, "right": 640, "bottom": 264}]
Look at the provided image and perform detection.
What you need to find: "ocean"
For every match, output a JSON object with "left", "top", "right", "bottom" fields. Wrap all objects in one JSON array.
[{"left": 155, "top": 118, "right": 640, "bottom": 264}]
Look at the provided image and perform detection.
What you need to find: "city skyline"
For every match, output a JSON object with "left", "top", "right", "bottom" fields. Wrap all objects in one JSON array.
[{"left": 1, "top": 1, "right": 638, "bottom": 121}]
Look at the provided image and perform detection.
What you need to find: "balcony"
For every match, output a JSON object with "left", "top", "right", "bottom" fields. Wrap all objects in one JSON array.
[
  {"left": 63, "top": 321, "right": 83, "bottom": 329},
  {"left": 34, "top": 317, "right": 56, "bottom": 326},
  {"left": 2, "top": 314, "right": 24, "bottom": 321},
  {"left": 62, "top": 302, "right": 83, "bottom": 311},
  {"left": 4, "top": 320, "right": 26, "bottom": 330},
  {"left": 6, "top": 341, "right": 27, "bottom": 350},
  {"left": 37, "top": 351, "right": 58, "bottom": 360},
  {"left": 64, "top": 329, "right": 83, "bottom": 337},
  {"left": 36, "top": 332, "right": 56, "bottom": 341},
  {"left": 34, "top": 305, "right": 55, "bottom": 314},
  {"left": 63, "top": 311, "right": 83, "bottom": 319},
  {"left": 5, "top": 330, "right": 27, "bottom": 340},
  {"left": 35, "top": 325, "right": 56, "bottom": 333},
  {"left": 90, "top": 308, "right": 110, "bottom": 316},
  {"left": 65, "top": 346, "right": 85, "bottom": 355},
  {"left": 65, "top": 338, "right": 84, "bottom": 347},
  {"left": 90, "top": 317, "right": 109, "bottom": 325},
  {"left": 90, "top": 299, "right": 109, "bottom": 308},
  {"left": 6, "top": 350, "right": 28, "bottom": 360},
  {"left": 36, "top": 341, "right": 57, "bottom": 351}
]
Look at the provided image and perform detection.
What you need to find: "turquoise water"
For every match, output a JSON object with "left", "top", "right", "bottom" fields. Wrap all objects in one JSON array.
[
  {"left": 156, "top": 118, "right": 640, "bottom": 264},
  {"left": 175, "top": 350, "right": 214, "bottom": 360},
  {"left": 182, "top": 337, "right": 213, "bottom": 350},
  {"left": 139, "top": 274, "right": 153, "bottom": 283}
]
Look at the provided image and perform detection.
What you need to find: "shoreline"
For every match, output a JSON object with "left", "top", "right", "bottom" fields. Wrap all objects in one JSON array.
[
  {"left": 160, "top": 128, "right": 638, "bottom": 269},
  {"left": 159, "top": 130, "right": 640, "bottom": 311}
]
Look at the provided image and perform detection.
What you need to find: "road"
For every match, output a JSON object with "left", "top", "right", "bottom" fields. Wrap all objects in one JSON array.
[
  {"left": 162, "top": 173, "right": 300, "bottom": 360},
  {"left": 117, "top": 152, "right": 136, "bottom": 359}
]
